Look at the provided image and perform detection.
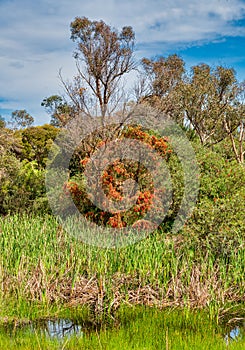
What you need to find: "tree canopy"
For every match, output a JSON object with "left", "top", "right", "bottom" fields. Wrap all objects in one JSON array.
[
  {"left": 10, "top": 109, "right": 34, "bottom": 129},
  {"left": 69, "top": 17, "right": 135, "bottom": 117}
]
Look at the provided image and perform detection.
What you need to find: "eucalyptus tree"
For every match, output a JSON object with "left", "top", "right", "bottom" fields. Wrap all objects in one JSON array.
[
  {"left": 66, "top": 16, "right": 136, "bottom": 118},
  {"left": 41, "top": 95, "right": 74, "bottom": 127},
  {"left": 10, "top": 109, "right": 34, "bottom": 129},
  {"left": 140, "top": 54, "right": 185, "bottom": 124}
]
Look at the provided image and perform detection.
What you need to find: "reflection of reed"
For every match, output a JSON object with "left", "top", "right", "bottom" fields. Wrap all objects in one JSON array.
[
  {"left": 224, "top": 327, "right": 241, "bottom": 345},
  {"left": 44, "top": 319, "right": 82, "bottom": 339}
]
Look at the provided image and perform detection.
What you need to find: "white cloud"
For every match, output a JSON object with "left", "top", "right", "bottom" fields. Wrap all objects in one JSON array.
[{"left": 0, "top": 0, "right": 244, "bottom": 124}]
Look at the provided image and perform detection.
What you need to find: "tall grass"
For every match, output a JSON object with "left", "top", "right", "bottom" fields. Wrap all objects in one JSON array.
[{"left": 0, "top": 214, "right": 244, "bottom": 322}]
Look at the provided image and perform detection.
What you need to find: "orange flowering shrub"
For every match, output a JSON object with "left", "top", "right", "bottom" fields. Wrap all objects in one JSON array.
[
  {"left": 107, "top": 213, "right": 127, "bottom": 228},
  {"left": 132, "top": 219, "right": 158, "bottom": 230},
  {"left": 65, "top": 125, "right": 171, "bottom": 230}
]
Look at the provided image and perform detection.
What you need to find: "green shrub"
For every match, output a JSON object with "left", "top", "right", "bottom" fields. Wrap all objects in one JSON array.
[{"left": 0, "top": 154, "right": 49, "bottom": 215}]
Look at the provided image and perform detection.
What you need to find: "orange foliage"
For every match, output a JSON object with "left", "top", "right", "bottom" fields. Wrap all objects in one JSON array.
[{"left": 65, "top": 125, "right": 170, "bottom": 229}]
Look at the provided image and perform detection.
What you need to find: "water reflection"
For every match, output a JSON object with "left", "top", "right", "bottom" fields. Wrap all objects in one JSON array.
[
  {"left": 39, "top": 318, "right": 83, "bottom": 339},
  {"left": 1, "top": 318, "right": 83, "bottom": 340},
  {"left": 1, "top": 315, "right": 244, "bottom": 344},
  {"left": 224, "top": 327, "right": 242, "bottom": 344}
]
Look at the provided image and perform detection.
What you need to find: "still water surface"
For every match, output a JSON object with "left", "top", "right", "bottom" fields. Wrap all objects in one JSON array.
[{"left": 1, "top": 316, "right": 244, "bottom": 344}]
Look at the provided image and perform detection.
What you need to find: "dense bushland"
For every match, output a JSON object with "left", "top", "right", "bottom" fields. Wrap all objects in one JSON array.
[{"left": 0, "top": 18, "right": 244, "bottom": 324}]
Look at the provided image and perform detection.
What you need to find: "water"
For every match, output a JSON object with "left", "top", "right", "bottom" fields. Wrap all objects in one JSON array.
[
  {"left": 29, "top": 320, "right": 245, "bottom": 346},
  {"left": 2, "top": 318, "right": 83, "bottom": 340},
  {"left": 224, "top": 326, "right": 243, "bottom": 344},
  {"left": 1, "top": 315, "right": 244, "bottom": 345},
  {"left": 38, "top": 318, "right": 83, "bottom": 339}
]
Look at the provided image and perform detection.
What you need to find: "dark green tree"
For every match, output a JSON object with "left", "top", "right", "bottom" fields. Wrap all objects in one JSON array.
[{"left": 16, "top": 124, "right": 59, "bottom": 168}]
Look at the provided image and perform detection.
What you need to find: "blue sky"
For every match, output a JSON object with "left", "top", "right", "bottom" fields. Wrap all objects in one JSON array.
[{"left": 0, "top": 0, "right": 244, "bottom": 125}]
